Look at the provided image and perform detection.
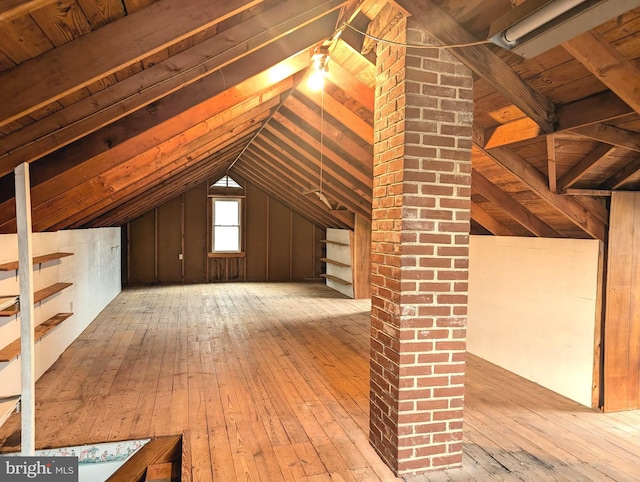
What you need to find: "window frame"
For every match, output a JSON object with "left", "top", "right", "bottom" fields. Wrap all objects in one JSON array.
[{"left": 210, "top": 197, "right": 243, "bottom": 254}]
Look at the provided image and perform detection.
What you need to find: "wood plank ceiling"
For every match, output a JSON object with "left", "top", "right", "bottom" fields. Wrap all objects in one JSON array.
[{"left": 0, "top": 0, "right": 639, "bottom": 239}]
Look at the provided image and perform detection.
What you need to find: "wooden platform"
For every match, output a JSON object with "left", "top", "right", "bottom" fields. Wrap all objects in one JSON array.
[{"left": 0, "top": 283, "right": 639, "bottom": 481}]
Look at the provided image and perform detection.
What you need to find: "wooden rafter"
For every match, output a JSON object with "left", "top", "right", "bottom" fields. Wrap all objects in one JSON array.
[
  {"left": 477, "top": 145, "right": 608, "bottom": 241},
  {"left": 557, "top": 144, "right": 616, "bottom": 191},
  {"left": 472, "top": 169, "right": 561, "bottom": 237},
  {"left": 563, "top": 31, "right": 640, "bottom": 117},
  {"left": 0, "top": 0, "right": 261, "bottom": 127},
  {"left": 470, "top": 202, "right": 515, "bottom": 236},
  {"left": 599, "top": 156, "right": 640, "bottom": 190},
  {"left": 0, "top": 0, "right": 57, "bottom": 22},
  {"left": 393, "top": 0, "right": 555, "bottom": 133},
  {"left": 480, "top": 91, "right": 634, "bottom": 150},
  {"left": 571, "top": 124, "right": 640, "bottom": 153},
  {"left": 0, "top": 0, "right": 346, "bottom": 175}
]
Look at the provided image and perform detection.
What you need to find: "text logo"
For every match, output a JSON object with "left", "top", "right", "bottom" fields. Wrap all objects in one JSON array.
[{"left": 0, "top": 457, "right": 78, "bottom": 481}]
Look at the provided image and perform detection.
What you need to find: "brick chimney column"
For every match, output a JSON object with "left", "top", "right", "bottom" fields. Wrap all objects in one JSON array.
[{"left": 369, "top": 16, "right": 473, "bottom": 476}]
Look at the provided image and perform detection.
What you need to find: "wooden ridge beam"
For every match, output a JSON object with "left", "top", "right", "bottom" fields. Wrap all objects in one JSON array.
[
  {"left": 478, "top": 145, "right": 608, "bottom": 241},
  {"left": 472, "top": 169, "right": 561, "bottom": 237},
  {"left": 557, "top": 144, "right": 616, "bottom": 191},
  {"left": 470, "top": 202, "right": 515, "bottom": 236},
  {"left": 0, "top": 0, "right": 261, "bottom": 127},
  {"left": 571, "top": 124, "right": 640, "bottom": 153},
  {"left": 563, "top": 31, "right": 640, "bottom": 117},
  {"left": 393, "top": 0, "right": 555, "bottom": 133},
  {"left": 0, "top": 8, "right": 342, "bottom": 176}
]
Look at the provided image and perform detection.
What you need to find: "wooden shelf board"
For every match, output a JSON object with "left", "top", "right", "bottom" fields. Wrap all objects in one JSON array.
[
  {"left": 0, "top": 282, "right": 73, "bottom": 317},
  {"left": 320, "top": 239, "right": 349, "bottom": 247},
  {"left": 0, "top": 312, "right": 73, "bottom": 362},
  {"left": 0, "top": 252, "right": 73, "bottom": 271},
  {"left": 320, "top": 274, "right": 353, "bottom": 286},
  {"left": 319, "top": 257, "right": 351, "bottom": 268}
]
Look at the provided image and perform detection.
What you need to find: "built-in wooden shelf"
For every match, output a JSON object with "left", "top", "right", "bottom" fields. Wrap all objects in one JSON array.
[
  {"left": 0, "top": 282, "right": 73, "bottom": 317},
  {"left": 320, "top": 274, "right": 352, "bottom": 286},
  {"left": 0, "top": 252, "right": 73, "bottom": 271},
  {"left": 320, "top": 239, "right": 349, "bottom": 247},
  {"left": 319, "top": 257, "right": 351, "bottom": 268},
  {"left": 0, "top": 312, "right": 73, "bottom": 362}
]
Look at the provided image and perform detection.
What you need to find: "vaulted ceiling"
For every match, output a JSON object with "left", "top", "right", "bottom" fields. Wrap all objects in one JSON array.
[{"left": 0, "top": 0, "right": 639, "bottom": 240}]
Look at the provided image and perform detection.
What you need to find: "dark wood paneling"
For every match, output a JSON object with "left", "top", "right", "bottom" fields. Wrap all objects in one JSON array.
[
  {"left": 128, "top": 179, "right": 322, "bottom": 284},
  {"left": 291, "top": 211, "right": 313, "bottom": 280},
  {"left": 268, "top": 198, "right": 291, "bottom": 281},
  {"left": 184, "top": 182, "right": 207, "bottom": 283},
  {"left": 246, "top": 182, "right": 268, "bottom": 281},
  {"left": 128, "top": 210, "right": 155, "bottom": 283},
  {"left": 604, "top": 191, "right": 640, "bottom": 411},
  {"left": 157, "top": 196, "right": 182, "bottom": 283}
]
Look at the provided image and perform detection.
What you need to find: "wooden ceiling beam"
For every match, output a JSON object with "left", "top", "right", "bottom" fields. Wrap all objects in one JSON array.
[
  {"left": 267, "top": 112, "right": 373, "bottom": 199},
  {"left": 478, "top": 145, "right": 608, "bottom": 241},
  {"left": 297, "top": 79, "right": 374, "bottom": 144},
  {"left": 249, "top": 133, "right": 371, "bottom": 218},
  {"left": 325, "top": 60, "right": 374, "bottom": 111},
  {"left": 86, "top": 146, "right": 244, "bottom": 227},
  {"left": 233, "top": 154, "right": 344, "bottom": 228},
  {"left": 282, "top": 95, "right": 373, "bottom": 175},
  {"left": 262, "top": 118, "right": 372, "bottom": 212},
  {"left": 599, "top": 156, "right": 640, "bottom": 190},
  {"left": 0, "top": 0, "right": 57, "bottom": 22},
  {"left": 0, "top": 7, "right": 341, "bottom": 176},
  {"left": 480, "top": 91, "right": 634, "bottom": 150},
  {"left": 0, "top": 66, "right": 297, "bottom": 226},
  {"left": 563, "top": 31, "right": 640, "bottom": 117},
  {"left": 472, "top": 169, "right": 561, "bottom": 238},
  {"left": 33, "top": 103, "right": 275, "bottom": 231},
  {"left": 0, "top": 0, "right": 261, "bottom": 127},
  {"left": 393, "top": 0, "right": 555, "bottom": 133},
  {"left": 570, "top": 124, "right": 640, "bottom": 153},
  {"left": 470, "top": 202, "right": 515, "bottom": 236},
  {"left": 557, "top": 144, "right": 616, "bottom": 191},
  {"left": 556, "top": 91, "right": 634, "bottom": 132}
]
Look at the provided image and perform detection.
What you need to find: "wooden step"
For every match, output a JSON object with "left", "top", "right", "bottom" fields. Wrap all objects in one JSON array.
[
  {"left": 0, "top": 282, "right": 73, "bottom": 317},
  {"left": 0, "top": 313, "right": 73, "bottom": 362},
  {"left": 0, "top": 252, "right": 73, "bottom": 271}
]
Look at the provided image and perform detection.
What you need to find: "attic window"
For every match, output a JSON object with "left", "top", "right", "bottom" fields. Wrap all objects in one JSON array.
[
  {"left": 212, "top": 198, "right": 242, "bottom": 253},
  {"left": 211, "top": 175, "right": 242, "bottom": 189}
]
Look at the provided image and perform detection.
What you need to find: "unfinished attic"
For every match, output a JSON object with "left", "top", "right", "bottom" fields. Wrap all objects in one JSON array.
[{"left": 1, "top": 0, "right": 640, "bottom": 480}]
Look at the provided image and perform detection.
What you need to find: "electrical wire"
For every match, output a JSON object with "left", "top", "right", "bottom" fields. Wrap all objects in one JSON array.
[{"left": 343, "top": 22, "right": 491, "bottom": 49}]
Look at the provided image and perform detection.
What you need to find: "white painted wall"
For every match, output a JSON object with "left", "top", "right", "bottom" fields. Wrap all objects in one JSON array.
[
  {"left": 0, "top": 228, "right": 121, "bottom": 398},
  {"left": 467, "top": 235, "right": 600, "bottom": 407}
]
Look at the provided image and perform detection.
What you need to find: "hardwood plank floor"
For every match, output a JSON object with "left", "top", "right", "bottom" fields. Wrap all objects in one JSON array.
[{"left": 1, "top": 282, "right": 640, "bottom": 481}]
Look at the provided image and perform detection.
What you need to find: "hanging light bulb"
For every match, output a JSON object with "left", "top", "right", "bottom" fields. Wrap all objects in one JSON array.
[{"left": 308, "top": 45, "right": 330, "bottom": 91}]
